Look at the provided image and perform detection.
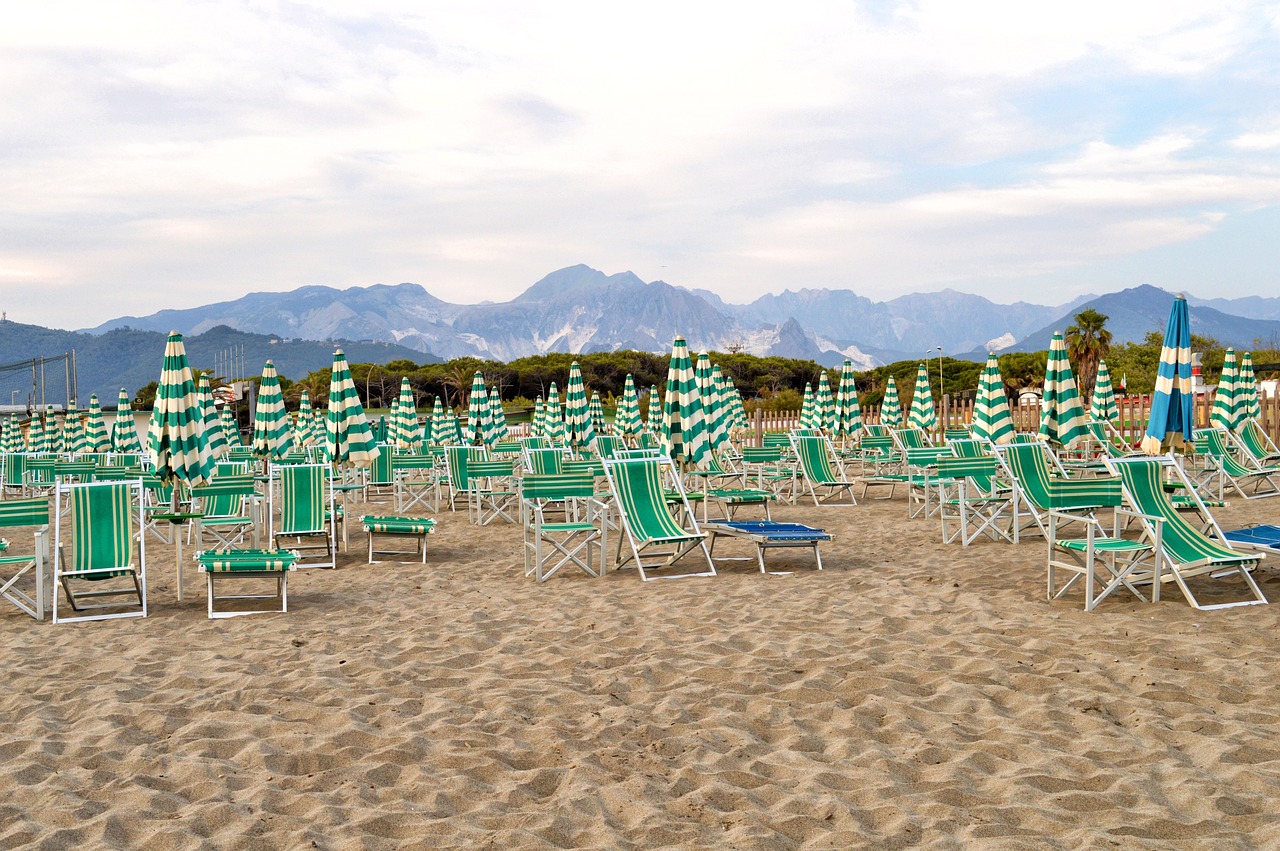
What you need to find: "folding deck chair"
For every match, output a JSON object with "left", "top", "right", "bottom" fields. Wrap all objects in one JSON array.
[
  {"left": 520, "top": 473, "right": 606, "bottom": 582},
  {"left": 935, "top": 454, "right": 1014, "bottom": 547},
  {"left": 603, "top": 457, "right": 715, "bottom": 581},
  {"left": 1238, "top": 418, "right": 1280, "bottom": 466},
  {"left": 190, "top": 474, "right": 259, "bottom": 550},
  {"left": 393, "top": 451, "right": 442, "bottom": 514},
  {"left": 269, "top": 463, "right": 337, "bottom": 568},
  {"left": 1046, "top": 507, "right": 1160, "bottom": 612},
  {"left": 365, "top": 443, "right": 396, "bottom": 503},
  {"left": 995, "top": 442, "right": 1124, "bottom": 543},
  {"left": 0, "top": 497, "right": 51, "bottom": 620},
  {"left": 53, "top": 479, "right": 147, "bottom": 623},
  {"left": 466, "top": 459, "right": 519, "bottom": 525},
  {"left": 1193, "top": 427, "right": 1280, "bottom": 500},
  {"left": 1104, "top": 455, "right": 1267, "bottom": 610},
  {"left": 790, "top": 434, "right": 858, "bottom": 506},
  {"left": 197, "top": 548, "right": 298, "bottom": 618}
]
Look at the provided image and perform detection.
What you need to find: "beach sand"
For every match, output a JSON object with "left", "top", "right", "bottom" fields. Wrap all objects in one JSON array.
[{"left": 5, "top": 488, "right": 1280, "bottom": 849}]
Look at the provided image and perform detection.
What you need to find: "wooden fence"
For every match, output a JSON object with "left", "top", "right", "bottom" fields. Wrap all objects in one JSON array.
[{"left": 745, "top": 391, "right": 1280, "bottom": 447}]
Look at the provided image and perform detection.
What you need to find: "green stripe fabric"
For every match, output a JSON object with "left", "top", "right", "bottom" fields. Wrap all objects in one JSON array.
[
  {"left": 697, "top": 355, "right": 731, "bottom": 455},
  {"left": 521, "top": 473, "right": 596, "bottom": 500},
  {"left": 1238, "top": 352, "right": 1260, "bottom": 423},
  {"left": 83, "top": 394, "right": 111, "bottom": 453},
  {"left": 361, "top": 516, "right": 435, "bottom": 534},
  {"left": 252, "top": 360, "right": 294, "bottom": 460},
  {"left": 390, "top": 378, "right": 420, "bottom": 452},
  {"left": 1114, "top": 459, "right": 1255, "bottom": 565},
  {"left": 614, "top": 374, "right": 643, "bottom": 440},
  {"left": 467, "top": 371, "right": 494, "bottom": 448},
  {"left": 147, "top": 331, "right": 215, "bottom": 488},
  {"left": 835, "top": 361, "right": 862, "bottom": 438},
  {"left": 1090, "top": 359, "right": 1119, "bottom": 423},
  {"left": 563, "top": 361, "right": 596, "bottom": 451},
  {"left": 427, "top": 398, "right": 445, "bottom": 446},
  {"left": 589, "top": 392, "right": 607, "bottom": 436},
  {"left": 219, "top": 405, "right": 242, "bottom": 450},
  {"left": 198, "top": 376, "right": 228, "bottom": 460},
  {"left": 611, "top": 460, "right": 692, "bottom": 543},
  {"left": 326, "top": 349, "right": 379, "bottom": 468},
  {"left": 489, "top": 385, "right": 510, "bottom": 445},
  {"left": 794, "top": 436, "right": 841, "bottom": 485},
  {"left": 281, "top": 464, "right": 325, "bottom": 533},
  {"left": 1210, "top": 349, "right": 1241, "bottom": 430},
  {"left": 72, "top": 483, "right": 133, "bottom": 577},
  {"left": 661, "top": 338, "right": 710, "bottom": 471},
  {"left": 646, "top": 385, "right": 661, "bottom": 436},
  {"left": 814, "top": 371, "right": 835, "bottom": 433},
  {"left": 543, "top": 383, "right": 566, "bottom": 445},
  {"left": 1003, "top": 443, "right": 1121, "bottom": 509},
  {"left": 525, "top": 448, "right": 564, "bottom": 475},
  {"left": 198, "top": 549, "right": 297, "bottom": 572},
  {"left": 908, "top": 362, "right": 937, "bottom": 431},
  {"left": 0, "top": 497, "right": 50, "bottom": 527},
  {"left": 880, "top": 377, "right": 903, "bottom": 429},
  {"left": 1039, "top": 332, "right": 1089, "bottom": 448},
  {"left": 972, "top": 354, "right": 1014, "bottom": 445},
  {"left": 799, "top": 383, "right": 815, "bottom": 430}
]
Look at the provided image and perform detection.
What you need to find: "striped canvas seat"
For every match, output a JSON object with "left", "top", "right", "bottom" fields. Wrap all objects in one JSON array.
[
  {"left": 1192, "top": 428, "right": 1280, "bottom": 500},
  {"left": 996, "top": 442, "right": 1122, "bottom": 543},
  {"left": 53, "top": 480, "right": 147, "bottom": 623},
  {"left": 520, "top": 473, "right": 605, "bottom": 582},
  {"left": 603, "top": 457, "right": 714, "bottom": 581},
  {"left": 935, "top": 454, "right": 1014, "bottom": 547},
  {"left": 270, "top": 463, "right": 336, "bottom": 568},
  {"left": 1104, "top": 456, "right": 1266, "bottom": 610},
  {"left": 0, "top": 497, "right": 52, "bottom": 620},
  {"left": 790, "top": 434, "right": 857, "bottom": 507},
  {"left": 191, "top": 474, "right": 259, "bottom": 550},
  {"left": 197, "top": 549, "right": 298, "bottom": 618},
  {"left": 1239, "top": 419, "right": 1280, "bottom": 465},
  {"left": 361, "top": 515, "right": 437, "bottom": 564}
]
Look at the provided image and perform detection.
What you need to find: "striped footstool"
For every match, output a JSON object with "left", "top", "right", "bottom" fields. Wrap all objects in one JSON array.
[{"left": 362, "top": 516, "right": 437, "bottom": 564}]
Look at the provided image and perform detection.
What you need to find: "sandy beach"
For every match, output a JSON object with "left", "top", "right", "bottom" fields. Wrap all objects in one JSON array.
[{"left": 5, "top": 488, "right": 1280, "bottom": 849}]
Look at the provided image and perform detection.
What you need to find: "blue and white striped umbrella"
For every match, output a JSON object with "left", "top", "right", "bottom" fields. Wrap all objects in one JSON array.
[{"left": 1141, "top": 294, "right": 1194, "bottom": 455}]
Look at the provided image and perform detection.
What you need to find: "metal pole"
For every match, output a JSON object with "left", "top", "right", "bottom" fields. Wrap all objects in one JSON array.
[{"left": 71, "top": 349, "right": 78, "bottom": 408}]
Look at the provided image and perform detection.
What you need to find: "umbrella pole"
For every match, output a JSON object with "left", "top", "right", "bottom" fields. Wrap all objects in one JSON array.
[{"left": 171, "top": 488, "right": 184, "bottom": 602}]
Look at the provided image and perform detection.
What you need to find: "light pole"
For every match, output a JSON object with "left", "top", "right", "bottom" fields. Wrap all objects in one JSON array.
[{"left": 932, "top": 346, "right": 945, "bottom": 428}]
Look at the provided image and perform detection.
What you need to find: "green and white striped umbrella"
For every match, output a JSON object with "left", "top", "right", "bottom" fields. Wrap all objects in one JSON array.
[
  {"left": 64, "top": 409, "right": 87, "bottom": 455},
  {"left": 908, "top": 362, "right": 937, "bottom": 431},
  {"left": 467, "top": 371, "right": 494, "bottom": 448},
  {"left": 1090, "top": 359, "right": 1119, "bottom": 423},
  {"left": 712, "top": 365, "right": 741, "bottom": 445},
  {"left": 835, "top": 360, "right": 862, "bottom": 439},
  {"left": 661, "top": 337, "right": 710, "bottom": 470},
  {"left": 27, "top": 413, "right": 46, "bottom": 453},
  {"left": 112, "top": 389, "right": 142, "bottom": 454},
  {"left": 198, "top": 375, "right": 228, "bottom": 460},
  {"left": 219, "top": 405, "right": 242, "bottom": 449},
  {"left": 1040, "top": 332, "right": 1089, "bottom": 448},
  {"left": 589, "top": 391, "right": 607, "bottom": 436},
  {"left": 696, "top": 354, "right": 729, "bottom": 454},
  {"left": 489, "top": 384, "right": 510, "bottom": 443},
  {"left": 614, "top": 374, "right": 643, "bottom": 440},
  {"left": 972, "top": 354, "right": 1015, "bottom": 445},
  {"left": 731, "top": 377, "right": 750, "bottom": 432},
  {"left": 530, "top": 395, "right": 545, "bottom": 438},
  {"left": 295, "top": 388, "right": 318, "bottom": 447},
  {"left": 425, "top": 397, "right": 444, "bottom": 445},
  {"left": 2, "top": 416, "right": 19, "bottom": 453},
  {"left": 47, "top": 413, "right": 66, "bottom": 454},
  {"left": 646, "top": 385, "right": 661, "bottom": 433},
  {"left": 442, "top": 408, "right": 464, "bottom": 446},
  {"left": 252, "top": 360, "right": 294, "bottom": 461},
  {"left": 83, "top": 394, "right": 110, "bottom": 453},
  {"left": 814, "top": 370, "right": 836, "bottom": 433},
  {"left": 799, "top": 382, "right": 815, "bottom": 429},
  {"left": 1239, "top": 352, "right": 1260, "bottom": 425},
  {"left": 1209, "top": 349, "right": 1240, "bottom": 430},
  {"left": 879, "top": 376, "right": 903, "bottom": 428},
  {"left": 543, "top": 383, "right": 566, "bottom": 445},
  {"left": 563, "top": 361, "right": 596, "bottom": 451},
  {"left": 148, "top": 331, "right": 215, "bottom": 487},
  {"left": 326, "top": 349, "right": 379, "bottom": 468},
  {"left": 391, "top": 377, "right": 420, "bottom": 452}
]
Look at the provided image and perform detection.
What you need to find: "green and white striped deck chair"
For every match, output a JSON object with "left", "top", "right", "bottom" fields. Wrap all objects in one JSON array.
[
  {"left": 523, "top": 447, "right": 567, "bottom": 476},
  {"left": 892, "top": 427, "right": 934, "bottom": 451},
  {"left": 602, "top": 457, "right": 715, "bottom": 581},
  {"left": 862, "top": 424, "right": 891, "bottom": 440},
  {"left": 269, "top": 463, "right": 336, "bottom": 568},
  {"left": 1008, "top": 432, "right": 1042, "bottom": 444},
  {"left": 364, "top": 443, "right": 395, "bottom": 503},
  {"left": 53, "top": 479, "right": 147, "bottom": 623},
  {"left": 593, "top": 434, "right": 628, "bottom": 461},
  {"left": 944, "top": 427, "right": 972, "bottom": 443},
  {"left": 637, "top": 431, "right": 661, "bottom": 452},
  {"left": 995, "top": 442, "right": 1123, "bottom": 543},
  {"left": 392, "top": 452, "right": 443, "bottom": 514},
  {"left": 0, "top": 497, "right": 52, "bottom": 620},
  {"left": 689, "top": 452, "right": 773, "bottom": 522},
  {"left": 855, "top": 435, "right": 908, "bottom": 500},
  {"left": 902, "top": 446, "right": 955, "bottom": 519},
  {"left": 444, "top": 446, "right": 485, "bottom": 513},
  {"left": 520, "top": 436, "right": 552, "bottom": 451},
  {"left": 191, "top": 474, "right": 259, "bottom": 550},
  {"left": 935, "top": 454, "right": 1014, "bottom": 547},
  {"left": 741, "top": 447, "right": 795, "bottom": 503},
  {"left": 24, "top": 456, "right": 57, "bottom": 497},
  {"left": 1193, "top": 427, "right": 1280, "bottom": 500},
  {"left": 467, "top": 459, "right": 519, "bottom": 525},
  {"left": 1103, "top": 455, "right": 1267, "bottom": 610},
  {"left": 1046, "top": 506, "right": 1159, "bottom": 612},
  {"left": 790, "top": 434, "right": 858, "bottom": 506},
  {"left": 2, "top": 453, "right": 27, "bottom": 497},
  {"left": 1239, "top": 418, "right": 1280, "bottom": 465},
  {"left": 197, "top": 548, "right": 298, "bottom": 618},
  {"left": 520, "top": 473, "right": 606, "bottom": 582}
]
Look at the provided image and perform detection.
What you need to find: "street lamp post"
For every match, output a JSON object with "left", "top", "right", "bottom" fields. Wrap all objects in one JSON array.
[{"left": 933, "top": 346, "right": 946, "bottom": 429}]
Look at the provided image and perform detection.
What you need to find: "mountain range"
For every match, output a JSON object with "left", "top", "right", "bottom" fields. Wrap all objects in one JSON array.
[{"left": 82, "top": 265, "right": 1280, "bottom": 369}]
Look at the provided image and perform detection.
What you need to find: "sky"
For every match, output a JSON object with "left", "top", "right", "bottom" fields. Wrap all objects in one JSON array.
[{"left": 3, "top": 1, "right": 1280, "bottom": 330}]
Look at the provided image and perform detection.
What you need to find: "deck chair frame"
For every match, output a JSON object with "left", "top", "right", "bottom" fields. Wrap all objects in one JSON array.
[
  {"left": 269, "top": 463, "right": 337, "bottom": 569},
  {"left": 53, "top": 479, "right": 147, "bottom": 623},
  {"left": 0, "top": 497, "right": 52, "bottom": 620},
  {"left": 790, "top": 434, "right": 858, "bottom": 507},
  {"left": 602, "top": 457, "right": 715, "bottom": 581},
  {"left": 521, "top": 473, "right": 606, "bottom": 582}
]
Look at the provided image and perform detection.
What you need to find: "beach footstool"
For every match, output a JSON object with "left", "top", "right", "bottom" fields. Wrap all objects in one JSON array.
[
  {"left": 197, "top": 549, "right": 298, "bottom": 619},
  {"left": 701, "top": 521, "right": 832, "bottom": 573},
  {"left": 362, "top": 515, "right": 436, "bottom": 564}
]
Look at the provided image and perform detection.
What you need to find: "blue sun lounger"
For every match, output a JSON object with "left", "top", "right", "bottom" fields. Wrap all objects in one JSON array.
[
  {"left": 1223, "top": 525, "right": 1280, "bottom": 554},
  {"left": 701, "top": 520, "right": 832, "bottom": 573}
]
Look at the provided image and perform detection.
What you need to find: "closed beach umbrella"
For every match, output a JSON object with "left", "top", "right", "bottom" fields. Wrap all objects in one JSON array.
[
  {"left": 1040, "top": 332, "right": 1090, "bottom": 448},
  {"left": 112, "top": 389, "right": 142, "bottom": 454},
  {"left": 646, "top": 385, "right": 661, "bottom": 433},
  {"left": 1141, "top": 295, "right": 1194, "bottom": 455},
  {"left": 326, "top": 349, "right": 379, "bottom": 468},
  {"left": 83, "top": 394, "right": 110, "bottom": 453},
  {"left": 543, "top": 383, "right": 566, "bottom": 445},
  {"left": 426, "top": 397, "right": 445, "bottom": 445},
  {"left": 252, "top": 360, "right": 294, "bottom": 461},
  {"left": 441, "top": 408, "right": 464, "bottom": 446},
  {"left": 295, "top": 388, "right": 317, "bottom": 448},
  {"left": 614, "top": 374, "right": 643, "bottom": 440},
  {"left": 835, "top": 360, "right": 862, "bottom": 440},
  {"left": 908, "top": 362, "right": 937, "bottom": 432},
  {"left": 2, "top": 416, "right": 20, "bottom": 453},
  {"left": 563, "top": 361, "right": 595, "bottom": 452},
  {"left": 64, "top": 409, "right": 87, "bottom": 455},
  {"left": 219, "top": 405, "right": 242, "bottom": 449},
  {"left": 489, "top": 384, "right": 510, "bottom": 444},
  {"left": 1209, "top": 349, "right": 1241, "bottom": 431},
  {"left": 880, "top": 376, "right": 903, "bottom": 429},
  {"left": 147, "top": 331, "right": 214, "bottom": 488},
  {"left": 1239, "top": 352, "right": 1260, "bottom": 425},
  {"left": 1090, "top": 360, "right": 1119, "bottom": 423},
  {"left": 391, "top": 378, "right": 420, "bottom": 452},
  {"left": 814, "top": 371, "right": 836, "bottom": 433},
  {"left": 711, "top": 365, "right": 737, "bottom": 450},
  {"left": 589, "top": 391, "right": 607, "bottom": 436},
  {"left": 972, "top": 354, "right": 1015, "bottom": 445},
  {"left": 198, "top": 376, "right": 228, "bottom": 460},
  {"left": 696, "top": 354, "right": 728, "bottom": 454},
  {"left": 661, "top": 337, "right": 710, "bottom": 471},
  {"left": 27, "top": 413, "right": 46, "bottom": 453},
  {"left": 467, "top": 372, "right": 493, "bottom": 448},
  {"left": 530, "top": 395, "right": 545, "bottom": 438},
  {"left": 799, "top": 382, "right": 815, "bottom": 429}
]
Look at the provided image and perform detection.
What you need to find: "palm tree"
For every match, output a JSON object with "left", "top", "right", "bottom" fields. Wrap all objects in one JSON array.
[{"left": 1066, "top": 308, "right": 1112, "bottom": 404}]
